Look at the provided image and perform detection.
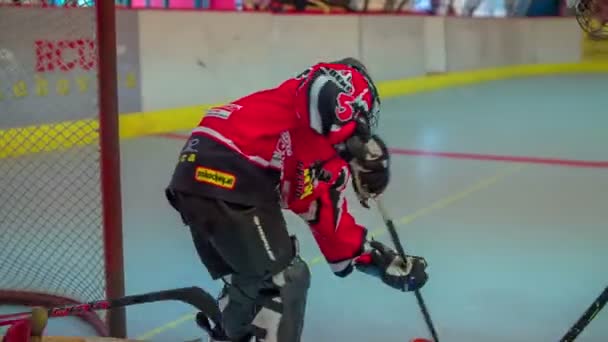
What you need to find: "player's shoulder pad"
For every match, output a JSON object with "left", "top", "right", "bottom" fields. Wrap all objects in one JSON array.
[{"left": 297, "top": 62, "right": 370, "bottom": 136}]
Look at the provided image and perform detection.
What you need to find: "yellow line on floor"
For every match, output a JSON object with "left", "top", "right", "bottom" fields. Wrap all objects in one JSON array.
[
  {"left": 136, "top": 164, "right": 525, "bottom": 340},
  {"left": 137, "top": 314, "right": 197, "bottom": 340}
]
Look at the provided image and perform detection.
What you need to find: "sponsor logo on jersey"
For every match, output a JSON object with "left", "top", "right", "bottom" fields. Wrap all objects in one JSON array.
[
  {"left": 179, "top": 153, "right": 196, "bottom": 163},
  {"left": 301, "top": 168, "right": 314, "bottom": 199},
  {"left": 295, "top": 162, "right": 314, "bottom": 200},
  {"left": 271, "top": 131, "right": 293, "bottom": 169},
  {"left": 178, "top": 138, "right": 199, "bottom": 163},
  {"left": 206, "top": 104, "right": 242, "bottom": 120},
  {"left": 194, "top": 167, "right": 236, "bottom": 189}
]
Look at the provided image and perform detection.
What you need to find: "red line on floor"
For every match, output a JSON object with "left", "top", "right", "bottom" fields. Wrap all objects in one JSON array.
[
  {"left": 389, "top": 148, "right": 608, "bottom": 168},
  {"left": 155, "top": 133, "right": 608, "bottom": 169}
]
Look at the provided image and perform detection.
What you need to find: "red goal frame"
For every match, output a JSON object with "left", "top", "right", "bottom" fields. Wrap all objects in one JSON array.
[
  {"left": 97, "top": 0, "right": 127, "bottom": 338},
  {"left": 0, "top": 0, "right": 126, "bottom": 338}
]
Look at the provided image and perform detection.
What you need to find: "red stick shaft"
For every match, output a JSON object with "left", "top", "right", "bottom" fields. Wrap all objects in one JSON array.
[{"left": 0, "top": 317, "right": 28, "bottom": 327}]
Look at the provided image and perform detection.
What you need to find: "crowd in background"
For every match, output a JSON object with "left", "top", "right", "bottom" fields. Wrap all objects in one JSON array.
[{"left": 0, "top": 0, "right": 570, "bottom": 16}]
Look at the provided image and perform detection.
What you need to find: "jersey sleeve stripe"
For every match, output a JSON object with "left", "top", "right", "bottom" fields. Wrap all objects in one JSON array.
[
  {"left": 191, "top": 126, "right": 277, "bottom": 169},
  {"left": 307, "top": 74, "right": 330, "bottom": 135}
]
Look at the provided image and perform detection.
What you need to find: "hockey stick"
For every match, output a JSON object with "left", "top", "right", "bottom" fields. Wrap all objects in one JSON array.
[
  {"left": 559, "top": 285, "right": 608, "bottom": 342},
  {"left": 375, "top": 198, "right": 440, "bottom": 342},
  {"left": 0, "top": 286, "right": 224, "bottom": 339}
]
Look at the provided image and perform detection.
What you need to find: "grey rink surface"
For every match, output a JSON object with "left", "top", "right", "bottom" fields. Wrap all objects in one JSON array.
[{"left": 1, "top": 74, "right": 607, "bottom": 341}]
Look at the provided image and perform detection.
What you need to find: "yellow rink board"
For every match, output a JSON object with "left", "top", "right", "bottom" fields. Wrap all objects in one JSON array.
[{"left": 1, "top": 61, "right": 608, "bottom": 160}]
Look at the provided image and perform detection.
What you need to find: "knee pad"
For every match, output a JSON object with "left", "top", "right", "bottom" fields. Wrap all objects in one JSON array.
[
  {"left": 274, "top": 255, "right": 311, "bottom": 305},
  {"left": 212, "top": 237, "right": 310, "bottom": 342},
  {"left": 209, "top": 284, "right": 261, "bottom": 342},
  {"left": 250, "top": 256, "right": 311, "bottom": 342}
]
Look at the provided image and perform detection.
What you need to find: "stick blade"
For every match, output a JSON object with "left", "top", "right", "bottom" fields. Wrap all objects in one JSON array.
[{"left": 31, "top": 306, "right": 49, "bottom": 336}]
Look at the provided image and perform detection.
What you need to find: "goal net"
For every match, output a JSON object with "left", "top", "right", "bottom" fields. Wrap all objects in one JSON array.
[{"left": 0, "top": 0, "right": 125, "bottom": 337}]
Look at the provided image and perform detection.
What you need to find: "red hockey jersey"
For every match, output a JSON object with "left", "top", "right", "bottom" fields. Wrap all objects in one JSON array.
[
  {"left": 186, "top": 61, "right": 377, "bottom": 274},
  {"left": 278, "top": 126, "right": 368, "bottom": 274}
]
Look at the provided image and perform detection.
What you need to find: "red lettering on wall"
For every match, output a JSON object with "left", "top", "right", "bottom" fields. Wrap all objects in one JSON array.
[
  {"left": 35, "top": 39, "right": 97, "bottom": 73},
  {"left": 35, "top": 40, "right": 54, "bottom": 72}
]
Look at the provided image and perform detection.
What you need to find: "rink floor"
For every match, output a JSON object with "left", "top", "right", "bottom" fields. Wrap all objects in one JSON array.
[{"left": 2, "top": 74, "right": 608, "bottom": 341}]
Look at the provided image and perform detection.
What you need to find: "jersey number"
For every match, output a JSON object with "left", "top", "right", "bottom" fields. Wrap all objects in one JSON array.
[
  {"left": 336, "top": 92, "right": 357, "bottom": 122},
  {"left": 336, "top": 89, "right": 369, "bottom": 123}
]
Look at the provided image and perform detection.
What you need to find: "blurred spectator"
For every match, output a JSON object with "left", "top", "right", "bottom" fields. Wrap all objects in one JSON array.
[
  {"left": 454, "top": 0, "right": 507, "bottom": 16},
  {"left": 0, "top": 0, "right": 569, "bottom": 14},
  {"left": 411, "top": 0, "right": 433, "bottom": 12},
  {"left": 1, "top": 0, "right": 93, "bottom": 5},
  {"left": 449, "top": 0, "right": 554, "bottom": 16},
  {"left": 525, "top": 0, "right": 560, "bottom": 16}
]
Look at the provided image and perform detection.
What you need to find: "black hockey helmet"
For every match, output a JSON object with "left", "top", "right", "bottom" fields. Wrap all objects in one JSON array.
[{"left": 331, "top": 57, "right": 381, "bottom": 133}]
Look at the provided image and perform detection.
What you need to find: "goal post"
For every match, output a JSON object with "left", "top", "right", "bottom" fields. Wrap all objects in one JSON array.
[
  {"left": 0, "top": 0, "right": 126, "bottom": 338},
  {"left": 97, "top": 0, "right": 127, "bottom": 338}
]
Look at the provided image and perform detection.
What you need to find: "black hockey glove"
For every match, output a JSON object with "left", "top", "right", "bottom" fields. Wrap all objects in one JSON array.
[
  {"left": 354, "top": 240, "right": 428, "bottom": 292},
  {"left": 346, "top": 134, "right": 390, "bottom": 208}
]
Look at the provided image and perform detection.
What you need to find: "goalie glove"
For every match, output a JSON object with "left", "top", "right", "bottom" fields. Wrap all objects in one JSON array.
[{"left": 354, "top": 239, "right": 428, "bottom": 292}]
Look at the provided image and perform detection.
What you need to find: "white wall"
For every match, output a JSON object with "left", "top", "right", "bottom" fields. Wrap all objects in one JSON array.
[
  {"left": 138, "top": 12, "right": 275, "bottom": 111},
  {"left": 360, "top": 16, "right": 428, "bottom": 80},
  {"left": 136, "top": 12, "right": 585, "bottom": 111},
  {"left": 444, "top": 17, "right": 581, "bottom": 71}
]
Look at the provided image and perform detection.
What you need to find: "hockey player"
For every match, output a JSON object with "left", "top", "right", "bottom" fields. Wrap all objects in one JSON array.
[{"left": 165, "top": 58, "right": 429, "bottom": 342}]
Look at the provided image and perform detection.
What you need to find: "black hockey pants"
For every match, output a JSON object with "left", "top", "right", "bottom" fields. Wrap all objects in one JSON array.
[{"left": 166, "top": 191, "right": 310, "bottom": 342}]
